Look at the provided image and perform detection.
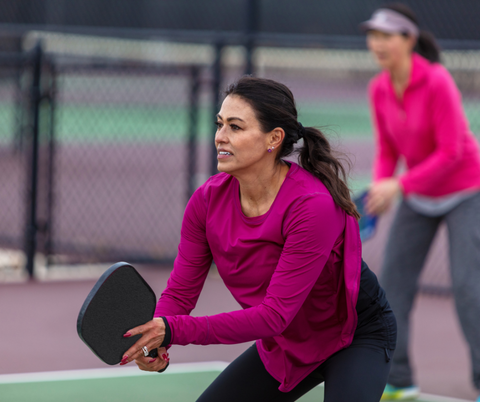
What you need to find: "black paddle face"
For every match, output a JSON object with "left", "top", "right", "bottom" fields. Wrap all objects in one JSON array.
[{"left": 77, "top": 262, "right": 157, "bottom": 365}]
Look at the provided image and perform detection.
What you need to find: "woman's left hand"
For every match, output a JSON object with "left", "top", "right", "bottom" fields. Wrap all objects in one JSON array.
[
  {"left": 120, "top": 317, "right": 166, "bottom": 366},
  {"left": 365, "top": 178, "right": 401, "bottom": 216},
  {"left": 134, "top": 346, "right": 170, "bottom": 372}
]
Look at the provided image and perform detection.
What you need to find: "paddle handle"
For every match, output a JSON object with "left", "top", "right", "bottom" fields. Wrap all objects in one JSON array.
[{"left": 149, "top": 348, "right": 158, "bottom": 358}]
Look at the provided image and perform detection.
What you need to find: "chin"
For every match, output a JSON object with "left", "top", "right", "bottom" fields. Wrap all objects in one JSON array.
[
  {"left": 217, "top": 162, "right": 232, "bottom": 174},
  {"left": 377, "top": 58, "right": 392, "bottom": 70}
]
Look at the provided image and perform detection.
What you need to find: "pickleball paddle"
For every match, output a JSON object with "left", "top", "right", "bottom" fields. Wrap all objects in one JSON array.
[
  {"left": 354, "top": 190, "right": 378, "bottom": 242},
  {"left": 77, "top": 262, "right": 158, "bottom": 365}
]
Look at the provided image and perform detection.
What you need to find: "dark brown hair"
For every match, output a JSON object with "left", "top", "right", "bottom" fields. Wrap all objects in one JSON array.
[
  {"left": 225, "top": 76, "right": 360, "bottom": 220},
  {"left": 383, "top": 2, "right": 441, "bottom": 63}
]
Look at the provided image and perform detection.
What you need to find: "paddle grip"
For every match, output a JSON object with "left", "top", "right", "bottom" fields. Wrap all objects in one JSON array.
[{"left": 149, "top": 348, "right": 158, "bottom": 358}]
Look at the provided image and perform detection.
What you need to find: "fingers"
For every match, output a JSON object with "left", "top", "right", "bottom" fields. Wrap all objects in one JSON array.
[
  {"left": 122, "top": 323, "right": 146, "bottom": 339},
  {"left": 121, "top": 340, "right": 158, "bottom": 365},
  {"left": 134, "top": 351, "right": 170, "bottom": 372},
  {"left": 365, "top": 180, "right": 398, "bottom": 215},
  {"left": 124, "top": 318, "right": 163, "bottom": 338},
  {"left": 365, "top": 191, "right": 380, "bottom": 215},
  {"left": 366, "top": 194, "right": 390, "bottom": 215},
  {"left": 365, "top": 194, "right": 385, "bottom": 216},
  {"left": 121, "top": 319, "right": 166, "bottom": 365}
]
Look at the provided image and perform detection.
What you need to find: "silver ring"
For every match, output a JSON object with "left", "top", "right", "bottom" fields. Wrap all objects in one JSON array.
[{"left": 142, "top": 346, "right": 149, "bottom": 357}]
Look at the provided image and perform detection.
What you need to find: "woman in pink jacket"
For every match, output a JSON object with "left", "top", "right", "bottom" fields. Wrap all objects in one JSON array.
[
  {"left": 362, "top": 3, "right": 480, "bottom": 401},
  {"left": 118, "top": 76, "right": 396, "bottom": 401}
]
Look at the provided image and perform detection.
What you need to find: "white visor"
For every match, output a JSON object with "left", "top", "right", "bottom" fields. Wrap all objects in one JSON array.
[{"left": 360, "top": 8, "right": 419, "bottom": 37}]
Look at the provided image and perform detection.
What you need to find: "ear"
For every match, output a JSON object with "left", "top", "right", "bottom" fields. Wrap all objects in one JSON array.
[
  {"left": 268, "top": 127, "right": 285, "bottom": 149},
  {"left": 408, "top": 34, "right": 417, "bottom": 51}
]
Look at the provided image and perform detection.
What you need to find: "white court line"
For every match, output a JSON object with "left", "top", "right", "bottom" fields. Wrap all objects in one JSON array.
[
  {"left": 0, "top": 361, "right": 229, "bottom": 384},
  {"left": 0, "top": 365, "right": 474, "bottom": 402},
  {"left": 418, "top": 394, "right": 474, "bottom": 402}
]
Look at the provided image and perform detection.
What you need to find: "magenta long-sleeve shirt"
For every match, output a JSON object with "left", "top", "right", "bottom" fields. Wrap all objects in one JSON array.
[
  {"left": 154, "top": 162, "right": 361, "bottom": 392},
  {"left": 369, "top": 53, "right": 480, "bottom": 196}
]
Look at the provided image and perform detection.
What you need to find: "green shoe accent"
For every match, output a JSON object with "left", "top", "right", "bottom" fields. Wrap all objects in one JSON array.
[{"left": 381, "top": 384, "right": 420, "bottom": 400}]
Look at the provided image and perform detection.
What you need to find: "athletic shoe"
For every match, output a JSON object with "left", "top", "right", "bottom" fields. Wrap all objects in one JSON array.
[{"left": 381, "top": 384, "right": 420, "bottom": 400}]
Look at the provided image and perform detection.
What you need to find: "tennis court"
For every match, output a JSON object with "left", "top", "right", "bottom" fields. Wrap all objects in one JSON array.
[{"left": 0, "top": 362, "right": 472, "bottom": 402}]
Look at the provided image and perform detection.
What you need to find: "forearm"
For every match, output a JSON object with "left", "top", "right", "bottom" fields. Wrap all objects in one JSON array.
[
  {"left": 373, "top": 150, "right": 398, "bottom": 182},
  {"left": 164, "top": 303, "right": 288, "bottom": 346}
]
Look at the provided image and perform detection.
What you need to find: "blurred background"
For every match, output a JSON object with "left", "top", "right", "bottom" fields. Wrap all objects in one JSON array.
[
  {"left": 1, "top": 0, "right": 478, "bottom": 289},
  {"left": 0, "top": 1, "right": 479, "bottom": 400}
]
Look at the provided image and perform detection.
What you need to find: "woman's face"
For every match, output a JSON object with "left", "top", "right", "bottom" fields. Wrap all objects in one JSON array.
[
  {"left": 367, "top": 30, "right": 414, "bottom": 70},
  {"left": 215, "top": 95, "right": 273, "bottom": 176}
]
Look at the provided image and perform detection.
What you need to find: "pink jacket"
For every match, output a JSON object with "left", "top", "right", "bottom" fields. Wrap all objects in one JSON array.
[
  {"left": 369, "top": 53, "right": 480, "bottom": 196},
  {"left": 154, "top": 163, "right": 361, "bottom": 392}
]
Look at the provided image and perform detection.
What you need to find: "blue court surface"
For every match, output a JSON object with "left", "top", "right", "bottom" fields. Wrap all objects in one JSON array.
[{"left": 0, "top": 362, "right": 472, "bottom": 402}]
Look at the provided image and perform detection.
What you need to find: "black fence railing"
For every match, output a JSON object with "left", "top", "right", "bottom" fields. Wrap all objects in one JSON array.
[
  {"left": 0, "top": 43, "right": 212, "bottom": 276},
  {"left": 1, "top": 24, "right": 479, "bottom": 296},
  {"left": 1, "top": 0, "right": 480, "bottom": 42},
  {"left": 0, "top": 44, "right": 55, "bottom": 277}
]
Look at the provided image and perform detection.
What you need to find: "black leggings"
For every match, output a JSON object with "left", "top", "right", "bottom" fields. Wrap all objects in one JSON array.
[{"left": 196, "top": 343, "right": 392, "bottom": 402}]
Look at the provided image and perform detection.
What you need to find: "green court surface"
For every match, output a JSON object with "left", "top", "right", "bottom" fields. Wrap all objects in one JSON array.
[{"left": 0, "top": 362, "right": 472, "bottom": 402}]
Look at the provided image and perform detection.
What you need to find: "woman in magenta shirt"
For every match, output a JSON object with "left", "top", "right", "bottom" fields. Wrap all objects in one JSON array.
[
  {"left": 120, "top": 77, "right": 396, "bottom": 401},
  {"left": 362, "top": 4, "right": 480, "bottom": 400}
]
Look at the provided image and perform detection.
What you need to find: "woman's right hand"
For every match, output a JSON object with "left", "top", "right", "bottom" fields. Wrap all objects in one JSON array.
[
  {"left": 134, "top": 347, "right": 170, "bottom": 372},
  {"left": 365, "top": 178, "right": 401, "bottom": 216}
]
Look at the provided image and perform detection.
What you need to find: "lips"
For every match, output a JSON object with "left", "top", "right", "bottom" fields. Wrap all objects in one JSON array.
[{"left": 217, "top": 149, "right": 233, "bottom": 160}]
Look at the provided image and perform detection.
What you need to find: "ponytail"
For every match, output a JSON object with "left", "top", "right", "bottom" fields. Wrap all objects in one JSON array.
[
  {"left": 384, "top": 3, "right": 441, "bottom": 63},
  {"left": 415, "top": 30, "right": 441, "bottom": 63},
  {"left": 297, "top": 127, "right": 360, "bottom": 220},
  {"left": 225, "top": 76, "right": 360, "bottom": 220}
]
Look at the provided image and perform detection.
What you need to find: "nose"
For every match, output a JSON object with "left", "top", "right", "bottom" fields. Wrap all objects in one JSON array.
[{"left": 215, "top": 124, "right": 227, "bottom": 145}]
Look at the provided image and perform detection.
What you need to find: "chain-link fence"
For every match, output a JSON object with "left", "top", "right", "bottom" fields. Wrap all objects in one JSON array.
[
  {"left": 0, "top": 52, "right": 28, "bottom": 276},
  {"left": 0, "top": 44, "right": 55, "bottom": 281},
  {"left": 1, "top": 1, "right": 480, "bottom": 292},
  {"left": 49, "top": 61, "right": 206, "bottom": 265}
]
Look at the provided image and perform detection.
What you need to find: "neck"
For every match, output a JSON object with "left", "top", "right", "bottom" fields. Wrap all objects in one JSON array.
[
  {"left": 389, "top": 54, "right": 413, "bottom": 97},
  {"left": 235, "top": 160, "right": 289, "bottom": 217}
]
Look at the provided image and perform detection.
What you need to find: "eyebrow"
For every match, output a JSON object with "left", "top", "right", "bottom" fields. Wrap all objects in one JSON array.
[{"left": 216, "top": 114, "right": 245, "bottom": 123}]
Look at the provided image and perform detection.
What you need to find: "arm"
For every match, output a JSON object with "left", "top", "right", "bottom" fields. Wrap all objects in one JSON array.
[
  {"left": 399, "top": 70, "right": 465, "bottom": 195},
  {"left": 366, "top": 82, "right": 402, "bottom": 215},
  {"left": 120, "top": 186, "right": 212, "bottom": 369},
  {"left": 370, "top": 82, "right": 399, "bottom": 182},
  {"left": 154, "top": 187, "right": 213, "bottom": 317},
  {"left": 166, "top": 193, "right": 345, "bottom": 346}
]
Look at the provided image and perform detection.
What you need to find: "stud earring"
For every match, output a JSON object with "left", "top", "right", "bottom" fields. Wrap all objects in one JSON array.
[{"left": 268, "top": 149, "right": 272, "bottom": 153}]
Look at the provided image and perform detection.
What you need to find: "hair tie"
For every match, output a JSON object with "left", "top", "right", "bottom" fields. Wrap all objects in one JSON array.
[{"left": 297, "top": 122, "right": 306, "bottom": 141}]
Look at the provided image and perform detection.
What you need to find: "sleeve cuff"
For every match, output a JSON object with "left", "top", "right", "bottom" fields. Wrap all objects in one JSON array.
[{"left": 160, "top": 316, "right": 172, "bottom": 347}]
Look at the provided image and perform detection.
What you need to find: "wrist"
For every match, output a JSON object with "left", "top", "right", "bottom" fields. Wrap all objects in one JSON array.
[{"left": 160, "top": 317, "right": 172, "bottom": 347}]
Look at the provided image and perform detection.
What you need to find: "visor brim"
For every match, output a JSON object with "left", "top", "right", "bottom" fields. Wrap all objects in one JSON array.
[{"left": 359, "top": 20, "right": 401, "bottom": 34}]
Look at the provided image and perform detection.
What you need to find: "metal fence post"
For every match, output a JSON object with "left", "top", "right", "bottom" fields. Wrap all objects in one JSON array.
[
  {"left": 210, "top": 41, "right": 224, "bottom": 178},
  {"left": 24, "top": 42, "right": 43, "bottom": 279},
  {"left": 44, "top": 61, "right": 57, "bottom": 266},
  {"left": 187, "top": 65, "right": 200, "bottom": 202}
]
